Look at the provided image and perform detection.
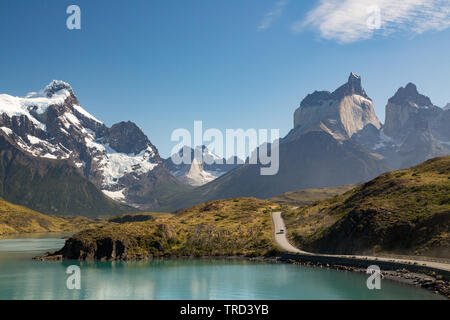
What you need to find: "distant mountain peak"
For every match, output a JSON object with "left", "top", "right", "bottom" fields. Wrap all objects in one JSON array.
[
  {"left": 104, "top": 121, "right": 156, "bottom": 155},
  {"left": 331, "top": 72, "right": 369, "bottom": 100},
  {"left": 43, "top": 80, "right": 73, "bottom": 97},
  {"left": 444, "top": 103, "right": 450, "bottom": 110},
  {"left": 350, "top": 72, "right": 360, "bottom": 79},
  {"left": 292, "top": 72, "right": 380, "bottom": 140},
  {"left": 388, "top": 82, "right": 433, "bottom": 107},
  {"left": 383, "top": 82, "right": 448, "bottom": 155},
  {"left": 299, "top": 72, "right": 368, "bottom": 108}
]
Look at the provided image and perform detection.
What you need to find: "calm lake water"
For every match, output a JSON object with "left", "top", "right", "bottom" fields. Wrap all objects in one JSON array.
[{"left": 0, "top": 233, "right": 443, "bottom": 300}]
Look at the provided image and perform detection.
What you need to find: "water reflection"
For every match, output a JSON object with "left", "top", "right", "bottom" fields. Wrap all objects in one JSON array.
[{"left": 0, "top": 235, "right": 444, "bottom": 300}]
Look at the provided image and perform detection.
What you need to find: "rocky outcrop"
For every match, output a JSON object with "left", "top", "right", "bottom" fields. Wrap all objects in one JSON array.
[
  {"left": 103, "top": 121, "right": 159, "bottom": 156},
  {"left": 51, "top": 237, "right": 130, "bottom": 261}
]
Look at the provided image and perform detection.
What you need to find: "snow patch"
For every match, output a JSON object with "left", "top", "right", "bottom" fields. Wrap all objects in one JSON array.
[
  {"left": 74, "top": 161, "right": 85, "bottom": 168},
  {"left": 73, "top": 104, "right": 103, "bottom": 124},
  {"left": 85, "top": 137, "right": 107, "bottom": 152},
  {"left": 0, "top": 81, "right": 75, "bottom": 132},
  {"left": 102, "top": 189, "right": 126, "bottom": 202},
  {"left": 16, "top": 135, "right": 70, "bottom": 160},
  {"left": 41, "top": 153, "right": 58, "bottom": 160},
  {"left": 100, "top": 146, "right": 158, "bottom": 186},
  {"left": 0, "top": 94, "right": 46, "bottom": 130},
  {"left": 0, "top": 127, "right": 13, "bottom": 136},
  {"left": 85, "top": 137, "right": 158, "bottom": 186},
  {"left": 25, "top": 88, "right": 71, "bottom": 114},
  {"left": 27, "top": 135, "right": 45, "bottom": 145},
  {"left": 62, "top": 112, "right": 82, "bottom": 128}
]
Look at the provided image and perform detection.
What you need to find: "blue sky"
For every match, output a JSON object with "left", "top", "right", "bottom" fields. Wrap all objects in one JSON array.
[{"left": 1, "top": 0, "right": 449, "bottom": 157}]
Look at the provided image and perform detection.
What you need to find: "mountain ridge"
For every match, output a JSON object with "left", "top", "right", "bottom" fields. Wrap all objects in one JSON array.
[
  {"left": 0, "top": 75, "right": 448, "bottom": 213},
  {"left": 0, "top": 81, "right": 190, "bottom": 212}
]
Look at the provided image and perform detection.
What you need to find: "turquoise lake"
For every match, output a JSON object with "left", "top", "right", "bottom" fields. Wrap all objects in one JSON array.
[{"left": 0, "top": 233, "right": 443, "bottom": 300}]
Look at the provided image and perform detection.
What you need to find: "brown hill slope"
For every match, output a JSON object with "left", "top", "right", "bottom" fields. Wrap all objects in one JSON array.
[
  {"left": 0, "top": 198, "right": 105, "bottom": 238},
  {"left": 47, "top": 198, "right": 281, "bottom": 260},
  {"left": 270, "top": 184, "right": 356, "bottom": 207},
  {"left": 283, "top": 157, "right": 450, "bottom": 258}
]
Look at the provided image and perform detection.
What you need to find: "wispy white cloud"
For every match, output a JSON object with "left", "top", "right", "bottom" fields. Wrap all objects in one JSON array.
[
  {"left": 258, "top": 1, "right": 289, "bottom": 31},
  {"left": 293, "top": 0, "right": 450, "bottom": 43}
]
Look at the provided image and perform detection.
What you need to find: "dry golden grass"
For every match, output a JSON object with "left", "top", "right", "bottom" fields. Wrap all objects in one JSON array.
[
  {"left": 0, "top": 198, "right": 107, "bottom": 238},
  {"left": 71, "top": 198, "right": 282, "bottom": 259},
  {"left": 270, "top": 184, "right": 356, "bottom": 207},
  {"left": 283, "top": 157, "right": 450, "bottom": 257}
]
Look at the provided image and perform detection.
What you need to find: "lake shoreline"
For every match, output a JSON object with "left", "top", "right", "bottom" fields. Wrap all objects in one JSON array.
[
  {"left": 35, "top": 250, "right": 450, "bottom": 299},
  {"left": 4, "top": 227, "right": 445, "bottom": 299},
  {"left": 275, "top": 255, "right": 450, "bottom": 299}
]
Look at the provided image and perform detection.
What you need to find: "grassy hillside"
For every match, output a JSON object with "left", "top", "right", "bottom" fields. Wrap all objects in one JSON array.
[
  {"left": 53, "top": 198, "right": 281, "bottom": 260},
  {"left": 0, "top": 198, "right": 106, "bottom": 238},
  {"left": 270, "top": 185, "right": 356, "bottom": 207},
  {"left": 283, "top": 157, "right": 450, "bottom": 258}
]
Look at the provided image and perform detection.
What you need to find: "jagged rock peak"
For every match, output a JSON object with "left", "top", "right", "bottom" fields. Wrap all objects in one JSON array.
[
  {"left": 292, "top": 72, "right": 380, "bottom": 140},
  {"left": 444, "top": 103, "right": 450, "bottom": 110},
  {"left": 300, "top": 73, "right": 369, "bottom": 108},
  {"left": 300, "top": 91, "right": 331, "bottom": 108},
  {"left": 331, "top": 72, "right": 370, "bottom": 100},
  {"left": 384, "top": 83, "right": 444, "bottom": 143},
  {"left": 104, "top": 121, "right": 156, "bottom": 156},
  {"left": 388, "top": 83, "right": 433, "bottom": 107},
  {"left": 43, "top": 80, "right": 73, "bottom": 97}
]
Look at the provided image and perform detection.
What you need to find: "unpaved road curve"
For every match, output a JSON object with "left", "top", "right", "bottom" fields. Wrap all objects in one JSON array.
[
  {"left": 271, "top": 212, "right": 450, "bottom": 272},
  {"left": 272, "top": 212, "right": 305, "bottom": 254}
]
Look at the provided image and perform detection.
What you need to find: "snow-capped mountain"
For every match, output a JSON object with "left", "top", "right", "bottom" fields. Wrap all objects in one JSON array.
[
  {"left": 0, "top": 80, "right": 186, "bottom": 210},
  {"left": 164, "top": 145, "right": 239, "bottom": 186}
]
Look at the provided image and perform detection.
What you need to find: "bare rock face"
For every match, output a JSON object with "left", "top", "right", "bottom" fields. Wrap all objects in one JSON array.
[
  {"left": 398, "top": 116, "right": 449, "bottom": 169},
  {"left": 431, "top": 107, "right": 450, "bottom": 142},
  {"left": 50, "top": 237, "right": 130, "bottom": 261},
  {"left": 384, "top": 83, "right": 441, "bottom": 142},
  {"left": 179, "top": 158, "right": 217, "bottom": 187},
  {"left": 367, "top": 83, "right": 450, "bottom": 169},
  {"left": 292, "top": 73, "right": 381, "bottom": 141},
  {"left": 103, "top": 121, "right": 158, "bottom": 157}
]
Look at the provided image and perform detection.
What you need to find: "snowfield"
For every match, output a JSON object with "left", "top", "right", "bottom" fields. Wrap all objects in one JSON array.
[{"left": 85, "top": 136, "right": 158, "bottom": 186}]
